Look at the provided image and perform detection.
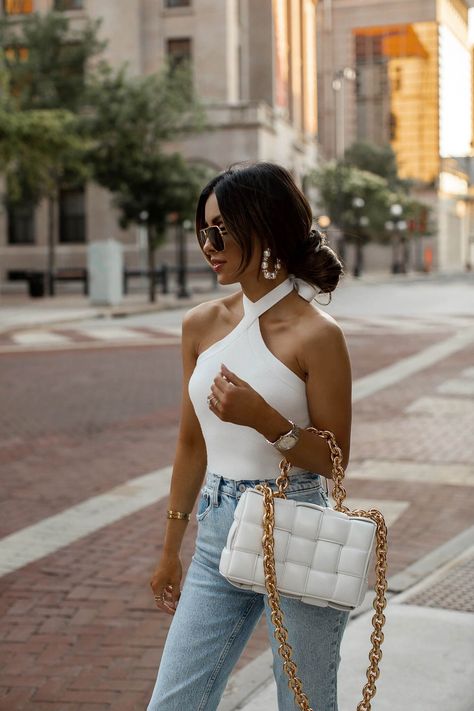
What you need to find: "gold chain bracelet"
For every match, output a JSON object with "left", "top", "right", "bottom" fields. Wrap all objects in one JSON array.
[{"left": 167, "top": 510, "right": 191, "bottom": 521}]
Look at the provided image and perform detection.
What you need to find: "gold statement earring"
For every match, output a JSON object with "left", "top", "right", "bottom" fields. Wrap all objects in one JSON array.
[{"left": 261, "top": 247, "right": 282, "bottom": 280}]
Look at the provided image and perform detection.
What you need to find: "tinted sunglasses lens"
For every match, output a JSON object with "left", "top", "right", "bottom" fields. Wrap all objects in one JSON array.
[{"left": 199, "top": 226, "right": 224, "bottom": 251}]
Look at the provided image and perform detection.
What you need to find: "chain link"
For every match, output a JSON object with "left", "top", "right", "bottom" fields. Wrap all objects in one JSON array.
[{"left": 256, "top": 426, "right": 388, "bottom": 711}]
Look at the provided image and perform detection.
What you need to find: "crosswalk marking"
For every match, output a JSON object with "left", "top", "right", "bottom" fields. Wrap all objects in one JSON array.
[
  {"left": 437, "top": 378, "right": 474, "bottom": 396},
  {"left": 77, "top": 326, "right": 146, "bottom": 340},
  {"left": 12, "top": 331, "right": 71, "bottom": 346},
  {"left": 0, "top": 466, "right": 173, "bottom": 577},
  {"left": 350, "top": 460, "right": 474, "bottom": 487},
  {"left": 406, "top": 395, "right": 473, "bottom": 417},
  {"left": 3, "top": 315, "right": 474, "bottom": 353}
]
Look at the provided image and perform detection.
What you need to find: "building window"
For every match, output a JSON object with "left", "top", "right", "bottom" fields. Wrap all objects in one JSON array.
[
  {"left": 165, "top": 0, "right": 190, "bottom": 7},
  {"left": 2, "top": 0, "right": 33, "bottom": 14},
  {"left": 7, "top": 203, "right": 35, "bottom": 245},
  {"left": 167, "top": 38, "right": 191, "bottom": 69},
  {"left": 53, "top": 0, "right": 84, "bottom": 10},
  {"left": 59, "top": 188, "right": 86, "bottom": 243}
]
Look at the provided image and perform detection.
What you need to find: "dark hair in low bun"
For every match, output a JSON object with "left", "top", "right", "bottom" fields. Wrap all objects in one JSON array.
[
  {"left": 292, "top": 228, "right": 343, "bottom": 294},
  {"left": 195, "top": 161, "right": 343, "bottom": 294}
]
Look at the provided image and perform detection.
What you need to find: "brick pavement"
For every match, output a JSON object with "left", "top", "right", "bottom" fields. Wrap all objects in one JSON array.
[
  {"left": 0, "top": 329, "right": 452, "bottom": 538},
  {"left": 0, "top": 320, "right": 473, "bottom": 709}
]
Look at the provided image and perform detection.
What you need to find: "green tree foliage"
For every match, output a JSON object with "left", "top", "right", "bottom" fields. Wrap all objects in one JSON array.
[
  {"left": 84, "top": 62, "right": 209, "bottom": 301},
  {"left": 310, "top": 141, "right": 432, "bottom": 274},
  {"left": 1, "top": 11, "right": 206, "bottom": 301},
  {"left": 311, "top": 161, "right": 391, "bottom": 243},
  {"left": 343, "top": 141, "right": 405, "bottom": 191},
  {"left": 0, "top": 11, "right": 105, "bottom": 111}
]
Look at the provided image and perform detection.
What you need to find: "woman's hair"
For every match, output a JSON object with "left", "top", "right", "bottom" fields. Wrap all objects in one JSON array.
[{"left": 195, "top": 161, "right": 343, "bottom": 294}]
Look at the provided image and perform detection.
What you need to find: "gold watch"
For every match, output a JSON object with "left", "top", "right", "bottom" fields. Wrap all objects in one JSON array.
[{"left": 265, "top": 420, "right": 302, "bottom": 452}]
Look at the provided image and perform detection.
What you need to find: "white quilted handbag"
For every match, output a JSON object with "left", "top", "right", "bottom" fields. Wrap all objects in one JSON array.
[{"left": 219, "top": 426, "right": 388, "bottom": 711}]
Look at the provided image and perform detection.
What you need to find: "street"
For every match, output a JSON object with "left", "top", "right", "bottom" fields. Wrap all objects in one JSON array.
[{"left": 0, "top": 274, "right": 473, "bottom": 710}]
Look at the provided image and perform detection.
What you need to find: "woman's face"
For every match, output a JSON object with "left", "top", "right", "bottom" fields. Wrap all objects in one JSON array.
[{"left": 201, "top": 192, "right": 263, "bottom": 285}]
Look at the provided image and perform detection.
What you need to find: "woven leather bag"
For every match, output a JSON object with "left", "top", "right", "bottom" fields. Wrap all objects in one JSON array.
[
  {"left": 219, "top": 487, "right": 375, "bottom": 610},
  {"left": 219, "top": 426, "right": 388, "bottom": 711}
]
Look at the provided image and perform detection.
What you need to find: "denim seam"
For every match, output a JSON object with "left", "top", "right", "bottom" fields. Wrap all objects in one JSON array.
[
  {"left": 328, "top": 612, "right": 345, "bottom": 711},
  {"left": 197, "top": 594, "right": 261, "bottom": 711}
]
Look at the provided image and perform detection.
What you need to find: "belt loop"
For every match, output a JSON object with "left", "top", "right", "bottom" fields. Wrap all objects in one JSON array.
[{"left": 211, "top": 474, "right": 221, "bottom": 506}]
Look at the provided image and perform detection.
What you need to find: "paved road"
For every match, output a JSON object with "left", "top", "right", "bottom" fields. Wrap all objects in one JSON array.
[{"left": 0, "top": 275, "right": 473, "bottom": 710}]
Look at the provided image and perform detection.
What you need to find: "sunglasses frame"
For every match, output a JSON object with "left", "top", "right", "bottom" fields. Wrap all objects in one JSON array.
[{"left": 198, "top": 224, "right": 228, "bottom": 251}]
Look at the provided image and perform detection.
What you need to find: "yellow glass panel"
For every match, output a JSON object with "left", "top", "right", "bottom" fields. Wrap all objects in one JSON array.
[
  {"left": 354, "top": 21, "right": 439, "bottom": 183},
  {"left": 4, "top": 46, "right": 29, "bottom": 61},
  {"left": 4, "top": 0, "right": 33, "bottom": 14}
]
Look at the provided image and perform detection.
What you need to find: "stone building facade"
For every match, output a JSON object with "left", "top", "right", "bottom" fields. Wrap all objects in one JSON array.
[{"left": 0, "top": 0, "right": 320, "bottom": 283}]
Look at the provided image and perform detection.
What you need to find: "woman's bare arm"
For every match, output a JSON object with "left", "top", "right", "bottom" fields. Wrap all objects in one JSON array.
[
  {"left": 161, "top": 304, "right": 209, "bottom": 557},
  {"left": 255, "top": 317, "right": 352, "bottom": 477}
]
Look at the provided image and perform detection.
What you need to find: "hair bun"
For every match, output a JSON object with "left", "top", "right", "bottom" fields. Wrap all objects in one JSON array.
[
  {"left": 294, "top": 228, "right": 342, "bottom": 294},
  {"left": 308, "top": 228, "right": 325, "bottom": 253}
]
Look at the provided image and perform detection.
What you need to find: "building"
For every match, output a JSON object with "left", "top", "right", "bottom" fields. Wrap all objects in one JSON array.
[
  {"left": 0, "top": 0, "right": 320, "bottom": 286},
  {"left": 316, "top": 0, "right": 474, "bottom": 271}
]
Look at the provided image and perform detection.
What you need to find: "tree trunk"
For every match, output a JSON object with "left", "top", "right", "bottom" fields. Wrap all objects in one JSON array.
[
  {"left": 353, "top": 238, "right": 364, "bottom": 277},
  {"left": 147, "top": 224, "right": 156, "bottom": 303},
  {"left": 391, "top": 233, "right": 400, "bottom": 274},
  {"left": 47, "top": 194, "right": 56, "bottom": 296},
  {"left": 400, "top": 235, "right": 409, "bottom": 274}
]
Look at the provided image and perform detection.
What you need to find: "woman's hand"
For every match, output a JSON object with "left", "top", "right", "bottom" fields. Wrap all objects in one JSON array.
[
  {"left": 207, "top": 363, "right": 270, "bottom": 429},
  {"left": 150, "top": 554, "right": 183, "bottom": 616}
]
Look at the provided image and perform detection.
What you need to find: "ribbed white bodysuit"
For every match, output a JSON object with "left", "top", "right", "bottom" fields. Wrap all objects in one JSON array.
[{"left": 188, "top": 274, "right": 319, "bottom": 480}]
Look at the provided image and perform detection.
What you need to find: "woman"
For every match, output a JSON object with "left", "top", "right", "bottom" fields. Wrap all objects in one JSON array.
[{"left": 147, "top": 162, "right": 352, "bottom": 711}]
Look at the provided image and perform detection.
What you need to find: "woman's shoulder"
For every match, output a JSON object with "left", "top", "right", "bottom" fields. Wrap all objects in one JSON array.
[
  {"left": 299, "top": 301, "right": 346, "bottom": 352},
  {"left": 182, "top": 291, "right": 241, "bottom": 334}
]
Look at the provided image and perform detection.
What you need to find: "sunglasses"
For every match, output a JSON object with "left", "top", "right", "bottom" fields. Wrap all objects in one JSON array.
[{"left": 198, "top": 224, "right": 229, "bottom": 251}]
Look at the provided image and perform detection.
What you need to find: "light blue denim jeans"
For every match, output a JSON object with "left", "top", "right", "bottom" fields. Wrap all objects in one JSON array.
[{"left": 147, "top": 469, "right": 350, "bottom": 711}]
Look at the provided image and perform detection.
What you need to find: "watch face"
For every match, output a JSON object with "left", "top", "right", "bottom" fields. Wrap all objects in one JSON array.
[{"left": 277, "top": 435, "right": 297, "bottom": 451}]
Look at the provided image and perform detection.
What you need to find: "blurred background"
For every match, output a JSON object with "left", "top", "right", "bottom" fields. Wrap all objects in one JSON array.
[
  {"left": 1, "top": 0, "right": 473, "bottom": 301},
  {"left": 0, "top": 4, "right": 473, "bottom": 711}
]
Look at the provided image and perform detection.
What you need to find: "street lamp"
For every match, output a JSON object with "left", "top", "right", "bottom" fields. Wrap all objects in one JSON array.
[
  {"left": 176, "top": 217, "right": 191, "bottom": 298},
  {"left": 388, "top": 204, "right": 408, "bottom": 274},
  {"left": 332, "top": 67, "right": 357, "bottom": 158}
]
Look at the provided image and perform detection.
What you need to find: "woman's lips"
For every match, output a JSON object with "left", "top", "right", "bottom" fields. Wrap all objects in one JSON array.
[{"left": 211, "top": 261, "right": 226, "bottom": 272}]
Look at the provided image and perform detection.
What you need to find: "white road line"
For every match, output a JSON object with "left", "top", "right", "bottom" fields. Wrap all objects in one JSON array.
[
  {"left": 350, "top": 460, "right": 474, "bottom": 487},
  {"left": 353, "top": 328, "right": 474, "bottom": 402},
  {"left": 406, "top": 395, "right": 473, "bottom": 417},
  {"left": 0, "top": 336, "right": 180, "bottom": 354},
  {"left": 437, "top": 378, "right": 474, "bottom": 396},
  {"left": 344, "top": 498, "right": 410, "bottom": 527},
  {"left": 12, "top": 331, "right": 71, "bottom": 346},
  {"left": 77, "top": 326, "right": 145, "bottom": 340},
  {"left": 0, "top": 466, "right": 172, "bottom": 577}
]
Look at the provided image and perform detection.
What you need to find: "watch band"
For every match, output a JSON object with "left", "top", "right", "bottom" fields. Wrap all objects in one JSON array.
[{"left": 265, "top": 421, "right": 295, "bottom": 446}]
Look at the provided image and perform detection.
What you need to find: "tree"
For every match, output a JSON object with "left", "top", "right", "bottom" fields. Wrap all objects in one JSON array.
[
  {"left": 0, "top": 107, "right": 90, "bottom": 292},
  {"left": 0, "top": 11, "right": 105, "bottom": 111},
  {"left": 310, "top": 161, "right": 392, "bottom": 275},
  {"left": 84, "top": 62, "right": 209, "bottom": 302},
  {"left": 0, "top": 11, "right": 103, "bottom": 293},
  {"left": 343, "top": 140, "right": 409, "bottom": 192}
]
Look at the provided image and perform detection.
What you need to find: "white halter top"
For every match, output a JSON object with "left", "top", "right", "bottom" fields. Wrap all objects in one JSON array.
[{"left": 188, "top": 275, "right": 319, "bottom": 480}]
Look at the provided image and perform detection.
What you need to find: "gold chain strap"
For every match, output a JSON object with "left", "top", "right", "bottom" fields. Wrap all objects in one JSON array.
[{"left": 256, "top": 426, "right": 388, "bottom": 711}]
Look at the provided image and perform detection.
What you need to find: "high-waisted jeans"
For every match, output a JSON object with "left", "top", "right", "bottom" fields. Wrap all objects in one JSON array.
[{"left": 146, "top": 469, "right": 350, "bottom": 711}]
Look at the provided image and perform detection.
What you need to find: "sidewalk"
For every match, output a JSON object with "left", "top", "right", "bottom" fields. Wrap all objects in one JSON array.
[
  {"left": 220, "top": 533, "right": 474, "bottom": 711},
  {"left": 0, "top": 269, "right": 460, "bottom": 334}
]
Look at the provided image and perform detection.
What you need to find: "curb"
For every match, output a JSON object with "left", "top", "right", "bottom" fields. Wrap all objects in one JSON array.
[{"left": 0, "top": 287, "right": 230, "bottom": 336}]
